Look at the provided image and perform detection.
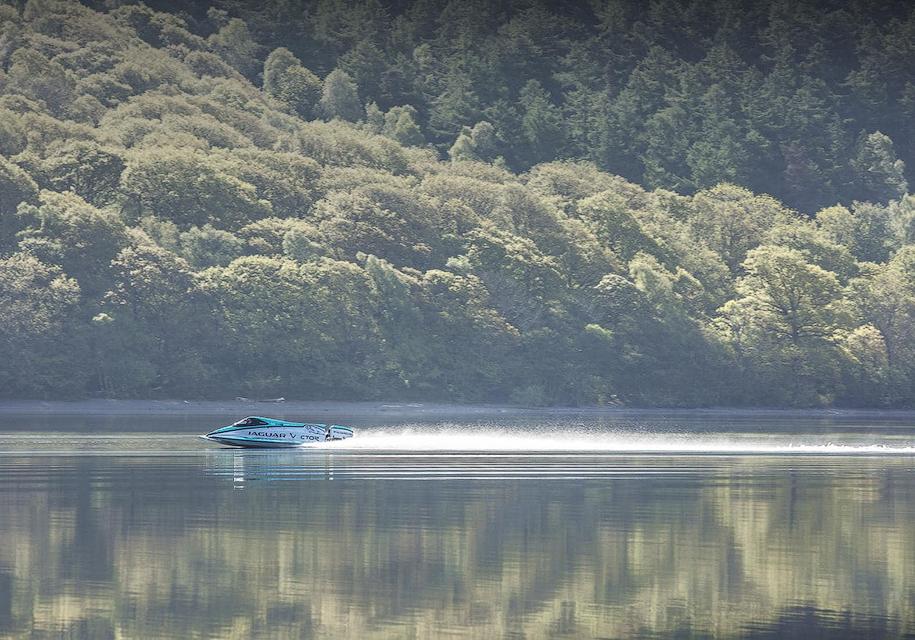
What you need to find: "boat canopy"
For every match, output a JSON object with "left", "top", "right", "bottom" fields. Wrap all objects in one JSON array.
[{"left": 232, "top": 417, "right": 268, "bottom": 427}]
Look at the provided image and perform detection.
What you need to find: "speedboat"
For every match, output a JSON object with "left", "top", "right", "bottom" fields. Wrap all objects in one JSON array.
[{"left": 200, "top": 416, "right": 355, "bottom": 448}]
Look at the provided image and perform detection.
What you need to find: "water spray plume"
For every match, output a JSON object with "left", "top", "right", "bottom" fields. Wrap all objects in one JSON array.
[{"left": 326, "top": 424, "right": 915, "bottom": 455}]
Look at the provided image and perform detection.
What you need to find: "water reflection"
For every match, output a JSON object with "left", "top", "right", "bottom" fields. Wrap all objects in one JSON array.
[{"left": 0, "top": 431, "right": 913, "bottom": 638}]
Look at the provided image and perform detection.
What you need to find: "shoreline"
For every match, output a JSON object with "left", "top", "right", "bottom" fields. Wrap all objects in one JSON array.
[{"left": 2, "top": 399, "right": 915, "bottom": 419}]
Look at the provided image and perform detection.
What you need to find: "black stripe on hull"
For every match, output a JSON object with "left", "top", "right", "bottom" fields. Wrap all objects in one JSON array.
[{"left": 205, "top": 436, "right": 311, "bottom": 448}]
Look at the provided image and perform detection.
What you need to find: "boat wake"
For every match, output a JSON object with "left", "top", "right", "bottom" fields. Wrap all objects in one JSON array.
[{"left": 325, "top": 425, "right": 915, "bottom": 456}]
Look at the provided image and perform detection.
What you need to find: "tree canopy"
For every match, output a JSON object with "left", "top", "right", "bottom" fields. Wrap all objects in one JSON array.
[{"left": 1, "top": 0, "right": 914, "bottom": 406}]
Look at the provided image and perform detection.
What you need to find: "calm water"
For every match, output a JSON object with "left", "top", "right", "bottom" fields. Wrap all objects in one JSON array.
[{"left": 1, "top": 409, "right": 914, "bottom": 639}]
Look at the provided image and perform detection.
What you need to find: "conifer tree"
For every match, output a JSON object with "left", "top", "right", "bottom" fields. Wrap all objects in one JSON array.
[{"left": 518, "top": 80, "right": 566, "bottom": 166}]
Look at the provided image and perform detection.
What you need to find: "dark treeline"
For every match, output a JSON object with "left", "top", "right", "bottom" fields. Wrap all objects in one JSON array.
[
  {"left": 124, "top": 0, "right": 915, "bottom": 213},
  {"left": 1, "top": 0, "right": 914, "bottom": 405}
]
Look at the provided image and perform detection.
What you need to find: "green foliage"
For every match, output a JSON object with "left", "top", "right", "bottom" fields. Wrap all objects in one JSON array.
[
  {"left": 0, "top": 156, "right": 38, "bottom": 222},
  {"left": 688, "top": 184, "right": 793, "bottom": 271},
  {"left": 318, "top": 68, "right": 362, "bottom": 122},
  {"left": 15, "top": 190, "right": 129, "bottom": 296},
  {"left": 449, "top": 122, "right": 498, "bottom": 163},
  {"left": 464, "top": 222, "right": 564, "bottom": 331},
  {"left": 844, "top": 251, "right": 915, "bottom": 402},
  {"left": 314, "top": 183, "right": 446, "bottom": 268},
  {"left": 381, "top": 105, "right": 424, "bottom": 147},
  {"left": 97, "top": 243, "right": 210, "bottom": 394},
  {"left": 5, "top": 49, "right": 73, "bottom": 114},
  {"left": 208, "top": 17, "right": 263, "bottom": 79},
  {"left": 282, "top": 220, "right": 325, "bottom": 262},
  {"left": 109, "top": 48, "right": 192, "bottom": 95},
  {"left": 120, "top": 148, "right": 272, "bottom": 228},
  {"left": 0, "top": 253, "right": 82, "bottom": 397},
  {"left": 764, "top": 221, "right": 857, "bottom": 282},
  {"left": 0, "top": 0, "right": 914, "bottom": 406},
  {"left": 845, "top": 202, "right": 895, "bottom": 263},
  {"left": 518, "top": 80, "right": 566, "bottom": 167},
  {"left": 0, "top": 109, "right": 27, "bottom": 156},
  {"left": 714, "top": 246, "right": 845, "bottom": 405},
  {"left": 179, "top": 224, "right": 242, "bottom": 269},
  {"left": 575, "top": 190, "right": 658, "bottom": 263},
  {"left": 263, "top": 47, "right": 322, "bottom": 119},
  {"left": 211, "top": 148, "right": 321, "bottom": 218},
  {"left": 852, "top": 132, "right": 908, "bottom": 203},
  {"left": 198, "top": 255, "right": 386, "bottom": 396},
  {"left": 737, "top": 246, "right": 843, "bottom": 344},
  {"left": 26, "top": 139, "right": 124, "bottom": 205},
  {"left": 294, "top": 120, "right": 410, "bottom": 173}
]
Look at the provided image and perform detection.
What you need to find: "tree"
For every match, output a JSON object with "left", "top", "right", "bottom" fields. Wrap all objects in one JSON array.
[
  {"left": 263, "top": 47, "right": 322, "bottom": 119},
  {"left": 30, "top": 140, "right": 125, "bottom": 206},
  {"left": 0, "top": 253, "right": 82, "bottom": 396},
  {"left": 179, "top": 225, "right": 243, "bottom": 269},
  {"left": 428, "top": 71, "right": 482, "bottom": 141},
  {"left": 364, "top": 101, "right": 384, "bottom": 132},
  {"left": 4, "top": 0, "right": 915, "bottom": 405},
  {"left": 685, "top": 85, "right": 750, "bottom": 189},
  {"left": 0, "top": 156, "right": 38, "bottom": 243},
  {"left": 816, "top": 205, "right": 857, "bottom": 249},
  {"left": 100, "top": 244, "right": 209, "bottom": 394},
  {"left": 314, "top": 184, "right": 445, "bottom": 268},
  {"left": 464, "top": 222, "right": 565, "bottom": 332},
  {"left": 839, "top": 324, "right": 891, "bottom": 405},
  {"left": 575, "top": 190, "right": 659, "bottom": 262},
  {"left": 714, "top": 245, "right": 845, "bottom": 405},
  {"left": 363, "top": 255, "right": 424, "bottom": 391},
  {"left": 448, "top": 121, "right": 498, "bottom": 163},
  {"left": 318, "top": 69, "right": 362, "bottom": 122},
  {"left": 382, "top": 105, "right": 424, "bottom": 146},
  {"left": 198, "top": 255, "right": 326, "bottom": 394},
  {"left": 197, "top": 255, "right": 386, "bottom": 396},
  {"left": 417, "top": 268, "right": 518, "bottom": 400},
  {"left": 763, "top": 221, "right": 857, "bottom": 281},
  {"left": 337, "top": 40, "right": 389, "bottom": 103},
  {"left": 209, "top": 18, "right": 263, "bottom": 79},
  {"left": 846, "top": 201, "right": 894, "bottom": 263},
  {"left": 851, "top": 131, "right": 908, "bottom": 203},
  {"left": 120, "top": 149, "right": 272, "bottom": 228},
  {"left": 449, "top": 126, "right": 477, "bottom": 162},
  {"left": 737, "top": 246, "right": 842, "bottom": 344},
  {"left": 15, "top": 190, "right": 129, "bottom": 297},
  {"left": 5, "top": 49, "right": 73, "bottom": 114},
  {"left": 282, "top": 220, "right": 325, "bottom": 262},
  {"left": 688, "top": 184, "right": 792, "bottom": 271},
  {"left": 518, "top": 80, "right": 565, "bottom": 166},
  {"left": 846, "top": 254, "right": 915, "bottom": 382},
  {"left": 212, "top": 148, "right": 320, "bottom": 219},
  {"left": 0, "top": 109, "right": 26, "bottom": 156}
]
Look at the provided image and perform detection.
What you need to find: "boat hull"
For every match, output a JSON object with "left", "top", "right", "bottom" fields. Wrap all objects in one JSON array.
[
  {"left": 201, "top": 421, "right": 354, "bottom": 448},
  {"left": 201, "top": 434, "right": 311, "bottom": 448}
]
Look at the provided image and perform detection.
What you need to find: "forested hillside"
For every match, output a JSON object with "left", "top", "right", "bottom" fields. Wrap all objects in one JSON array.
[{"left": 1, "top": 0, "right": 914, "bottom": 405}]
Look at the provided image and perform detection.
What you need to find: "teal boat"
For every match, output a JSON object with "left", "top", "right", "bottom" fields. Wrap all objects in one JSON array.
[{"left": 200, "top": 416, "right": 355, "bottom": 448}]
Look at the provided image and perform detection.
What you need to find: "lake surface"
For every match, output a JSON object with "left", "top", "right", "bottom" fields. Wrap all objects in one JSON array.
[{"left": 0, "top": 406, "right": 914, "bottom": 639}]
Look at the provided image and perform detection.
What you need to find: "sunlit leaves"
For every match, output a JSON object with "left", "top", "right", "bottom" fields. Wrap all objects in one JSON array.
[
  {"left": 0, "top": 252, "right": 82, "bottom": 396},
  {"left": 2, "top": 0, "right": 915, "bottom": 405},
  {"left": 120, "top": 148, "right": 272, "bottom": 228},
  {"left": 263, "top": 47, "right": 321, "bottom": 119}
]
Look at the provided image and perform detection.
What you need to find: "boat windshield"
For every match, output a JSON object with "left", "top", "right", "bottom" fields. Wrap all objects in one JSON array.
[{"left": 233, "top": 417, "right": 267, "bottom": 427}]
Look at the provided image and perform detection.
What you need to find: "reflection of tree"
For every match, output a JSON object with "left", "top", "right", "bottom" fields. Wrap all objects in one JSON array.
[{"left": 0, "top": 460, "right": 913, "bottom": 638}]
